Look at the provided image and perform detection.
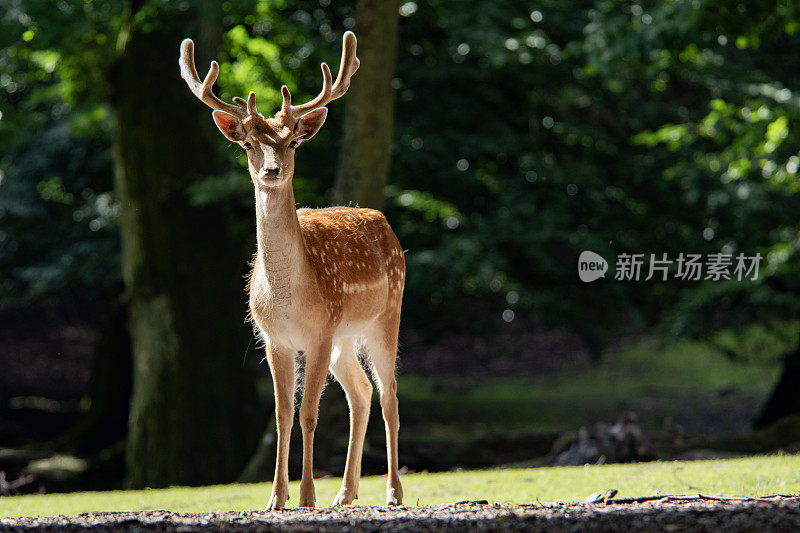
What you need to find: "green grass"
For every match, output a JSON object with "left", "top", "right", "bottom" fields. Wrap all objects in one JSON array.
[
  {"left": 398, "top": 339, "right": 779, "bottom": 440},
  {"left": 2, "top": 454, "right": 799, "bottom": 518}
]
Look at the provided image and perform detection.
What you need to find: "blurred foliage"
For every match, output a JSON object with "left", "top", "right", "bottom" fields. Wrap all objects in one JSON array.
[
  {"left": 0, "top": 1, "right": 120, "bottom": 300},
  {"left": 584, "top": 0, "right": 800, "bottom": 338},
  {"left": 1, "top": 0, "right": 800, "bottom": 352}
]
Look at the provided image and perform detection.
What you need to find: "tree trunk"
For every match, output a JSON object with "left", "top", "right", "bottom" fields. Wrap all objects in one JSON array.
[
  {"left": 754, "top": 343, "right": 800, "bottom": 428},
  {"left": 331, "top": 0, "right": 401, "bottom": 210},
  {"left": 112, "top": 5, "right": 262, "bottom": 488},
  {"left": 50, "top": 285, "right": 132, "bottom": 454}
]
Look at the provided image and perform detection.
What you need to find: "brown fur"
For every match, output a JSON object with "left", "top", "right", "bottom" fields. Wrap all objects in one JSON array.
[{"left": 180, "top": 31, "right": 404, "bottom": 509}]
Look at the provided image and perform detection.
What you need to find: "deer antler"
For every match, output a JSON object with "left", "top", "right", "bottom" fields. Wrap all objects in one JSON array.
[
  {"left": 180, "top": 32, "right": 358, "bottom": 124},
  {"left": 179, "top": 38, "right": 254, "bottom": 119},
  {"left": 278, "top": 31, "right": 360, "bottom": 123}
]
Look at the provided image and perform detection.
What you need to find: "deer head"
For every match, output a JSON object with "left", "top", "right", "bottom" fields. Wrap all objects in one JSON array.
[{"left": 179, "top": 32, "right": 360, "bottom": 187}]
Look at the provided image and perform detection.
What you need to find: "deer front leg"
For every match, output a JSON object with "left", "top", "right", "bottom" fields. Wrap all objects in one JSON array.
[
  {"left": 266, "top": 342, "right": 295, "bottom": 511},
  {"left": 298, "top": 338, "right": 333, "bottom": 507}
]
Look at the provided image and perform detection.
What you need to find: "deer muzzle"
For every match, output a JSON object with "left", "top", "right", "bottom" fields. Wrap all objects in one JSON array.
[{"left": 259, "top": 166, "right": 281, "bottom": 182}]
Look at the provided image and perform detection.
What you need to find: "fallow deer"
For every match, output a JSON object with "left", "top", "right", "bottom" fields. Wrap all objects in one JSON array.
[{"left": 179, "top": 32, "right": 404, "bottom": 509}]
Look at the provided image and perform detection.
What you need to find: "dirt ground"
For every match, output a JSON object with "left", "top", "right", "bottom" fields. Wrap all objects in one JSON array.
[{"left": 3, "top": 497, "right": 800, "bottom": 532}]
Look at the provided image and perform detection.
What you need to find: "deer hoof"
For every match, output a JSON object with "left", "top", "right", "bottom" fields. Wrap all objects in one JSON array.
[
  {"left": 386, "top": 487, "right": 403, "bottom": 506},
  {"left": 332, "top": 487, "right": 356, "bottom": 506},
  {"left": 298, "top": 486, "right": 316, "bottom": 508},
  {"left": 266, "top": 491, "right": 288, "bottom": 510}
]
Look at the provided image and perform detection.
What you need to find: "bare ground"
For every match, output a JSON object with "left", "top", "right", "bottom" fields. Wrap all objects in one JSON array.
[{"left": 3, "top": 497, "right": 800, "bottom": 532}]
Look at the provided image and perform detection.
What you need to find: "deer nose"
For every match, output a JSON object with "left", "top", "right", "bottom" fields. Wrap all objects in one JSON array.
[{"left": 260, "top": 166, "right": 281, "bottom": 180}]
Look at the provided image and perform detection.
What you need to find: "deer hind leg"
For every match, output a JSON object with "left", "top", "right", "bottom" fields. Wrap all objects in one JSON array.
[
  {"left": 297, "top": 338, "right": 333, "bottom": 507},
  {"left": 365, "top": 314, "right": 403, "bottom": 506},
  {"left": 265, "top": 341, "right": 295, "bottom": 511},
  {"left": 329, "top": 338, "right": 373, "bottom": 506}
]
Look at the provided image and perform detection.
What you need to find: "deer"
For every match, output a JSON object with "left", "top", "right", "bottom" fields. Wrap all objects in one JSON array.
[{"left": 178, "top": 32, "right": 404, "bottom": 510}]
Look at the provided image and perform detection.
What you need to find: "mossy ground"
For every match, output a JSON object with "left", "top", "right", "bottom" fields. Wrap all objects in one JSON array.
[{"left": 2, "top": 454, "right": 798, "bottom": 518}]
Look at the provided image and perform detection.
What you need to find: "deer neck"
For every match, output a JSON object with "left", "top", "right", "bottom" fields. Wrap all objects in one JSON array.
[{"left": 253, "top": 181, "right": 308, "bottom": 301}]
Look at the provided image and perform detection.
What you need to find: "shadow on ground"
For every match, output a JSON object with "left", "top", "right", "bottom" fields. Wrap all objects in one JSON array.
[{"left": 3, "top": 498, "right": 800, "bottom": 532}]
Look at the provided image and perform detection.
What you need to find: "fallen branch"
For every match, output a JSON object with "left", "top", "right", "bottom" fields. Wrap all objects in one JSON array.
[
  {"left": 604, "top": 493, "right": 800, "bottom": 505},
  {"left": 0, "top": 471, "right": 36, "bottom": 496}
]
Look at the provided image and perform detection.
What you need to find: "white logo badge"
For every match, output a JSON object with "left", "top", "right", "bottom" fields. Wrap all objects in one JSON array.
[{"left": 578, "top": 251, "right": 608, "bottom": 282}]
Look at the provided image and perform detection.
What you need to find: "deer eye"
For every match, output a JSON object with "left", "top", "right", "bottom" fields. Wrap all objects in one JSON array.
[
  {"left": 288, "top": 140, "right": 298, "bottom": 149},
  {"left": 243, "top": 141, "right": 253, "bottom": 150}
]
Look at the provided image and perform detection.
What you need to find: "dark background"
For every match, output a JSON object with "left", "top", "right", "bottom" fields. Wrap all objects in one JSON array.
[{"left": 1, "top": 0, "right": 800, "bottom": 494}]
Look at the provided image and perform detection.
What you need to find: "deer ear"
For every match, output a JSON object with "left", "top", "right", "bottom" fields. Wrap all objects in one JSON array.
[
  {"left": 212, "top": 110, "right": 246, "bottom": 142},
  {"left": 294, "top": 108, "right": 328, "bottom": 143}
]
